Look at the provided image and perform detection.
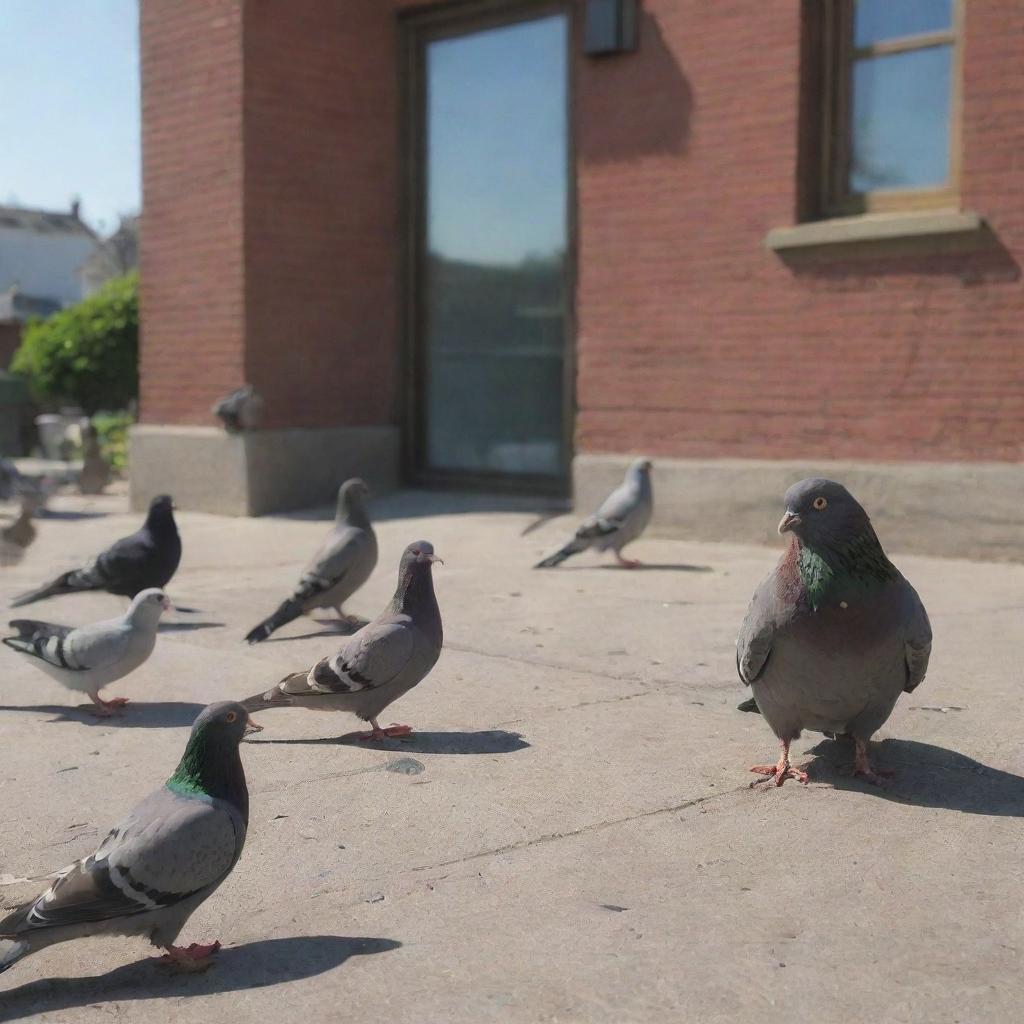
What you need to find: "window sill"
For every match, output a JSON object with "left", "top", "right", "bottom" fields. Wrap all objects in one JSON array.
[{"left": 764, "top": 210, "right": 990, "bottom": 261}]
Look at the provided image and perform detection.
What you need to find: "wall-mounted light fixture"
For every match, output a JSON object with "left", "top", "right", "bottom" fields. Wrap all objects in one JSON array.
[{"left": 584, "top": 0, "right": 638, "bottom": 57}]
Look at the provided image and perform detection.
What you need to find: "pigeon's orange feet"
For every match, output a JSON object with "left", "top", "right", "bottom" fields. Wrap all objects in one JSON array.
[
  {"left": 853, "top": 739, "right": 893, "bottom": 787},
  {"left": 156, "top": 940, "right": 221, "bottom": 972},
  {"left": 356, "top": 718, "right": 414, "bottom": 741},
  {"left": 615, "top": 554, "right": 641, "bottom": 568},
  {"left": 749, "top": 741, "right": 808, "bottom": 788},
  {"left": 87, "top": 696, "right": 129, "bottom": 717}
]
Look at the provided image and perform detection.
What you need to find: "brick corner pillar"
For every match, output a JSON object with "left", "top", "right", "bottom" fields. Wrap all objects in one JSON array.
[{"left": 132, "top": 0, "right": 400, "bottom": 515}]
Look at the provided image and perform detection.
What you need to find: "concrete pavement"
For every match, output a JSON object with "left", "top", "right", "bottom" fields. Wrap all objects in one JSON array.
[{"left": 0, "top": 488, "right": 1022, "bottom": 1023}]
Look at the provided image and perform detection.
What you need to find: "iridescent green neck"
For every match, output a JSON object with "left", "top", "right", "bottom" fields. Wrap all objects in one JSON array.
[
  {"left": 167, "top": 726, "right": 248, "bottom": 819},
  {"left": 797, "top": 526, "right": 897, "bottom": 610}
]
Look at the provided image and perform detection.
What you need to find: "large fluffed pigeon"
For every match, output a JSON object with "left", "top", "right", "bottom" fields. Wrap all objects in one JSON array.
[
  {"left": 11, "top": 495, "right": 181, "bottom": 608},
  {"left": 0, "top": 702, "right": 261, "bottom": 975},
  {"left": 243, "top": 540, "right": 443, "bottom": 739},
  {"left": 244, "top": 479, "right": 377, "bottom": 644},
  {"left": 736, "top": 478, "right": 932, "bottom": 787},
  {"left": 535, "top": 458, "right": 653, "bottom": 568},
  {"left": 4, "top": 588, "right": 170, "bottom": 715}
]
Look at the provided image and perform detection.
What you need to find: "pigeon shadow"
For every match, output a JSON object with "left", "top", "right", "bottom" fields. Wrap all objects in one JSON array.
[
  {"left": 805, "top": 737, "right": 1024, "bottom": 816},
  {"left": 158, "top": 621, "right": 226, "bottom": 633},
  {"left": 254, "top": 729, "right": 530, "bottom": 756},
  {"left": 554, "top": 563, "right": 714, "bottom": 573},
  {"left": 256, "top": 627, "right": 355, "bottom": 644},
  {"left": 0, "top": 701, "right": 207, "bottom": 729},
  {"left": 33, "top": 510, "right": 108, "bottom": 522},
  {"left": 0, "top": 934, "right": 401, "bottom": 1020}
]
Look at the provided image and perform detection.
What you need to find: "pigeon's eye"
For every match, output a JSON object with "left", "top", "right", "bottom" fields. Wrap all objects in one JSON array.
[
  {"left": 225, "top": 711, "right": 238, "bottom": 723},
  {"left": 813, "top": 496, "right": 828, "bottom": 510},
  {"left": 411, "top": 549, "right": 421, "bottom": 556}
]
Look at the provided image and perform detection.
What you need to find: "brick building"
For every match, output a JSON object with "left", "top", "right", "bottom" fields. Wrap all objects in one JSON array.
[{"left": 134, "top": 1, "right": 1022, "bottom": 554}]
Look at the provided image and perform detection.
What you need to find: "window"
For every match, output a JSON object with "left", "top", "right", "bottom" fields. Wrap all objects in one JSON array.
[{"left": 819, "top": 0, "right": 962, "bottom": 216}]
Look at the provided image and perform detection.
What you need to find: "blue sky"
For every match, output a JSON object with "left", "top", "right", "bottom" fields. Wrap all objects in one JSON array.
[{"left": 0, "top": 0, "right": 140, "bottom": 235}]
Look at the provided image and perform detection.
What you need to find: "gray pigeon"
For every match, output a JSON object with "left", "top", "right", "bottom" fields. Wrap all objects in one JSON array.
[
  {"left": 0, "top": 498, "right": 37, "bottom": 567},
  {"left": 0, "top": 701, "right": 261, "bottom": 975},
  {"left": 4, "top": 588, "right": 169, "bottom": 715},
  {"left": 212, "top": 384, "right": 264, "bottom": 432},
  {"left": 243, "top": 540, "right": 443, "bottom": 739},
  {"left": 535, "top": 458, "right": 653, "bottom": 568},
  {"left": 736, "top": 478, "right": 932, "bottom": 787},
  {"left": 244, "top": 478, "right": 377, "bottom": 643}
]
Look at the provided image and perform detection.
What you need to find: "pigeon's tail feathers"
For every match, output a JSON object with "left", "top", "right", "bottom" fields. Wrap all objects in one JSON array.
[
  {"left": 534, "top": 536, "right": 589, "bottom": 569},
  {"left": 0, "top": 936, "right": 31, "bottom": 974},
  {"left": 2, "top": 635, "right": 35, "bottom": 656},
  {"left": 9, "top": 572, "right": 81, "bottom": 608},
  {"left": 736, "top": 697, "right": 760, "bottom": 714},
  {"left": 244, "top": 598, "right": 304, "bottom": 644},
  {"left": 241, "top": 678, "right": 299, "bottom": 712}
]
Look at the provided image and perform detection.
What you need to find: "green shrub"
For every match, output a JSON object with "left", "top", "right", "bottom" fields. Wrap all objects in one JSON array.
[
  {"left": 11, "top": 272, "right": 138, "bottom": 414},
  {"left": 91, "top": 410, "right": 132, "bottom": 475}
]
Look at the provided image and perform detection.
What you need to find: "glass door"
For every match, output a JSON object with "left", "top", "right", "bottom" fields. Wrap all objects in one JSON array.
[{"left": 409, "top": 5, "right": 572, "bottom": 489}]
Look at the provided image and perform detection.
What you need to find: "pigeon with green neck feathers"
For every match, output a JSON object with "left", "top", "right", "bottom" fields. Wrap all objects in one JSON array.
[
  {"left": 0, "top": 702, "right": 261, "bottom": 976},
  {"left": 736, "top": 479, "right": 932, "bottom": 787}
]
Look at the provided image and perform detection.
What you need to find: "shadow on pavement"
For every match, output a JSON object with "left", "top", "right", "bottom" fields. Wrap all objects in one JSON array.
[
  {"left": 0, "top": 935, "right": 401, "bottom": 1021},
  {"left": 34, "top": 510, "right": 109, "bottom": 521},
  {"left": 253, "top": 729, "right": 530, "bottom": 756},
  {"left": 158, "top": 622, "right": 225, "bottom": 633},
  {"left": 0, "top": 702, "right": 207, "bottom": 728},
  {"left": 807, "top": 737, "right": 1024, "bottom": 816},
  {"left": 551, "top": 563, "right": 714, "bottom": 573}
]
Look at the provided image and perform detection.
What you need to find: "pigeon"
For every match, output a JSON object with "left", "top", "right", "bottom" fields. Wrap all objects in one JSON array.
[
  {"left": 535, "top": 458, "right": 653, "bottom": 568},
  {"left": 244, "top": 478, "right": 377, "bottom": 644},
  {"left": 0, "top": 498, "right": 37, "bottom": 567},
  {"left": 212, "top": 384, "right": 264, "bottom": 432},
  {"left": 78, "top": 424, "right": 112, "bottom": 495},
  {"left": 243, "top": 540, "right": 443, "bottom": 739},
  {"left": 0, "top": 701, "right": 260, "bottom": 976},
  {"left": 10, "top": 494, "right": 181, "bottom": 608},
  {"left": 4, "top": 588, "right": 170, "bottom": 715},
  {"left": 736, "top": 478, "right": 932, "bottom": 787}
]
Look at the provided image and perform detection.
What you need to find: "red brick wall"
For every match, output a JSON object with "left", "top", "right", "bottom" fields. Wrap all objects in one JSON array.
[
  {"left": 138, "top": 0, "right": 246, "bottom": 425},
  {"left": 140, "top": 0, "right": 1023, "bottom": 461},
  {"left": 575, "top": 0, "right": 1024, "bottom": 462}
]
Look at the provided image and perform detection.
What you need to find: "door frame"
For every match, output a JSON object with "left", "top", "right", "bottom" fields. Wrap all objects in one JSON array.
[{"left": 399, "top": 0, "right": 577, "bottom": 496}]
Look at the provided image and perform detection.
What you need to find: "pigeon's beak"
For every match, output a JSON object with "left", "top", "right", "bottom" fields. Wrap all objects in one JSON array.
[
  {"left": 160, "top": 595, "right": 172, "bottom": 611},
  {"left": 244, "top": 716, "right": 263, "bottom": 736},
  {"left": 427, "top": 554, "right": 443, "bottom": 565},
  {"left": 778, "top": 510, "right": 802, "bottom": 535}
]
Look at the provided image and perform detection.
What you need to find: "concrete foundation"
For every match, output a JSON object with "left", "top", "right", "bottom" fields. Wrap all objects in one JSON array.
[
  {"left": 129, "top": 424, "right": 400, "bottom": 516},
  {"left": 574, "top": 454, "right": 1023, "bottom": 562}
]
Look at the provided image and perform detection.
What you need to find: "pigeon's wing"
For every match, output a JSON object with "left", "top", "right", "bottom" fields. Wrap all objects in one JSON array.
[
  {"left": 736, "top": 576, "right": 779, "bottom": 686},
  {"left": 901, "top": 581, "right": 932, "bottom": 693},
  {"left": 592, "top": 480, "right": 640, "bottom": 527},
  {"left": 291, "top": 527, "right": 365, "bottom": 605},
  {"left": 3, "top": 789, "right": 239, "bottom": 934},
  {"left": 284, "top": 618, "right": 416, "bottom": 697},
  {"left": 91, "top": 528, "right": 154, "bottom": 589}
]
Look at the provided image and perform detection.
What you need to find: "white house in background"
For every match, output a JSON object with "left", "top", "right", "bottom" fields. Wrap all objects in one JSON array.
[
  {"left": 79, "top": 214, "right": 139, "bottom": 296},
  {"left": 0, "top": 201, "right": 98, "bottom": 307}
]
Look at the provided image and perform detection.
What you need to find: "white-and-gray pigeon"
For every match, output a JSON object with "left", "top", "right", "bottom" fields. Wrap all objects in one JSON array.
[
  {"left": 0, "top": 702, "right": 260, "bottom": 975},
  {"left": 535, "top": 458, "right": 653, "bottom": 568},
  {"left": 736, "top": 478, "right": 932, "bottom": 787},
  {"left": 4, "top": 588, "right": 170, "bottom": 715},
  {"left": 243, "top": 540, "right": 443, "bottom": 739},
  {"left": 11, "top": 495, "right": 181, "bottom": 607},
  {"left": 245, "top": 478, "right": 377, "bottom": 644}
]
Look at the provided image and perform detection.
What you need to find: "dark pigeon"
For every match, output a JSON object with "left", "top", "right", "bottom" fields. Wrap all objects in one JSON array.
[
  {"left": 11, "top": 495, "right": 182, "bottom": 607},
  {"left": 736, "top": 478, "right": 932, "bottom": 787},
  {"left": 243, "top": 541, "right": 443, "bottom": 740}
]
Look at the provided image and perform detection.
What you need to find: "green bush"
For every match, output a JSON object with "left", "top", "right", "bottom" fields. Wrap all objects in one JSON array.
[
  {"left": 92, "top": 410, "right": 132, "bottom": 475},
  {"left": 11, "top": 272, "right": 138, "bottom": 414}
]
